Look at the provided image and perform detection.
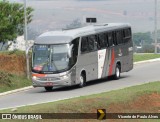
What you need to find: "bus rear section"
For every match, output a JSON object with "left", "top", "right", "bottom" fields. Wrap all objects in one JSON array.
[{"left": 76, "top": 26, "right": 133, "bottom": 84}]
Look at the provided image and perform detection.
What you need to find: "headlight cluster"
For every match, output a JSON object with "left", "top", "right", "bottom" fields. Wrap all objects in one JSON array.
[
  {"left": 61, "top": 75, "right": 69, "bottom": 79},
  {"left": 32, "top": 74, "right": 70, "bottom": 81},
  {"left": 32, "top": 76, "right": 37, "bottom": 80}
]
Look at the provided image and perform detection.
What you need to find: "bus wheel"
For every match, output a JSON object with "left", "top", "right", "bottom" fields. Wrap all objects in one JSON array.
[
  {"left": 45, "top": 87, "right": 53, "bottom": 91},
  {"left": 114, "top": 64, "right": 121, "bottom": 80},
  {"left": 79, "top": 73, "right": 86, "bottom": 88}
]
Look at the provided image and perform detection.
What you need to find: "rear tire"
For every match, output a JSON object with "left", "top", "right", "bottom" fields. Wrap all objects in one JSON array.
[
  {"left": 78, "top": 73, "right": 86, "bottom": 88},
  {"left": 45, "top": 87, "right": 53, "bottom": 91},
  {"left": 113, "top": 64, "right": 121, "bottom": 80}
]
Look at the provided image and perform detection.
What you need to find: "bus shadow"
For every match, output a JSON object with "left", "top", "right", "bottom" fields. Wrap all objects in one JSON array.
[
  {"left": 86, "top": 75, "right": 129, "bottom": 87},
  {"left": 44, "top": 75, "right": 130, "bottom": 92}
]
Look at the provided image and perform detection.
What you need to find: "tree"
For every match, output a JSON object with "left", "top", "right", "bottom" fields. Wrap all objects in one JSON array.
[
  {"left": 0, "top": 1, "right": 34, "bottom": 50},
  {"left": 133, "top": 32, "right": 152, "bottom": 46},
  {"left": 65, "top": 18, "right": 84, "bottom": 29}
]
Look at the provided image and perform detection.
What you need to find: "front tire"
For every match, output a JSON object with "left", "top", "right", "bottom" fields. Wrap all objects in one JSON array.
[
  {"left": 78, "top": 73, "right": 86, "bottom": 88},
  {"left": 45, "top": 87, "right": 53, "bottom": 91},
  {"left": 113, "top": 64, "right": 121, "bottom": 80}
]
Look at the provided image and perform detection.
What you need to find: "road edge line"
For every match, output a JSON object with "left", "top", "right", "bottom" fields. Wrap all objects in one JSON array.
[
  {"left": 134, "top": 58, "right": 160, "bottom": 65},
  {"left": 0, "top": 86, "right": 33, "bottom": 96}
]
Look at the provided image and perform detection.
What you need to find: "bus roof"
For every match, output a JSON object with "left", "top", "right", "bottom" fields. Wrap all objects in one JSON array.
[{"left": 35, "top": 23, "right": 131, "bottom": 44}]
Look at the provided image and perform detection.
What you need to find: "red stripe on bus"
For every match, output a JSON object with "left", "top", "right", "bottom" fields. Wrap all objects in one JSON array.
[{"left": 108, "top": 49, "right": 115, "bottom": 76}]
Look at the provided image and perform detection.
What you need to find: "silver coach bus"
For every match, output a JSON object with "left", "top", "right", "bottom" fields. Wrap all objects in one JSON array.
[{"left": 32, "top": 23, "right": 133, "bottom": 91}]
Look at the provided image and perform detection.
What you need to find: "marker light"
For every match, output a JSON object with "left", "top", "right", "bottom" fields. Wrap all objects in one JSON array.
[{"left": 32, "top": 76, "right": 37, "bottom": 80}]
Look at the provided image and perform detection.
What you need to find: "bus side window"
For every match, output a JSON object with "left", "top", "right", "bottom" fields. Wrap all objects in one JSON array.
[
  {"left": 108, "top": 32, "right": 113, "bottom": 47},
  {"left": 81, "top": 37, "right": 88, "bottom": 53},
  {"left": 124, "top": 28, "right": 131, "bottom": 43},
  {"left": 104, "top": 33, "right": 109, "bottom": 47},
  {"left": 70, "top": 38, "right": 79, "bottom": 66},
  {"left": 98, "top": 33, "right": 107, "bottom": 49},
  {"left": 121, "top": 30, "right": 125, "bottom": 43},
  {"left": 116, "top": 30, "right": 123, "bottom": 44},
  {"left": 94, "top": 35, "right": 100, "bottom": 50},
  {"left": 112, "top": 31, "right": 117, "bottom": 46},
  {"left": 96, "top": 35, "right": 101, "bottom": 49},
  {"left": 88, "top": 35, "right": 97, "bottom": 51}
]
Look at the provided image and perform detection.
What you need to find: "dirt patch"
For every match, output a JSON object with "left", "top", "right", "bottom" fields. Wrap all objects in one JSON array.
[
  {"left": 0, "top": 54, "right": 26, "bottom": 75},
  {"left": 108, "top": 92, "right": 160, "bottom": 113}
]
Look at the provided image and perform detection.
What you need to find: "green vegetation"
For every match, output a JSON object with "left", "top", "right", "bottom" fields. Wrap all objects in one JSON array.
[
  {"left": 1, "top": 81, "right": 160, "bottom": 113},
  {"left": 0, "top": 1, "right": 34, "bottom": 50},
  {"left": 133, "top": 32, "right": 152, "bottom": 46},
  {"left": 0, "top": 71, "right": 32, "bottom": 93},
  {"left": 133, "top": 53, "right": 160, "bottom": 62},
  {"left": 0, "top": 50, "right": 25, "bottom": 56},
  {"left": 133, "top": 31, "right": 160, "bottom": 53}
]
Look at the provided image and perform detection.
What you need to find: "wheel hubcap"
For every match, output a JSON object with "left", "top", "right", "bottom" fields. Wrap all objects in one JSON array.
[
  {"left": 116, "top": 67, "right": 120, "bottom": 77},
  {"left": 80, "top": 75, "right": 84, "bottom": 85}
]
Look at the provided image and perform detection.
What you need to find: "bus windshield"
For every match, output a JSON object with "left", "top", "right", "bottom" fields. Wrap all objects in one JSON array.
[{"left": 32, "top": 44, "right": 70, "bottom": 73}]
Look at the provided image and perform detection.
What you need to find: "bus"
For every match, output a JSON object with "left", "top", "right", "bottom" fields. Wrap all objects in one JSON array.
[{"left": 32, "top": 23, "right": 133, "bottom": 91}]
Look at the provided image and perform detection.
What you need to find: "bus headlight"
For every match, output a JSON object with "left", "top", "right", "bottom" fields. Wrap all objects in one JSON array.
[
  {"left": 61, "top": 75, "right": 69, "bottom": 80},
  {"left": 32, "top": 76, "right": 37, "bottom": 80}
]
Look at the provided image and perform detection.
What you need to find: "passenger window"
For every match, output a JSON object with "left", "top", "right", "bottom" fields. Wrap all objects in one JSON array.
[
  {"left": 124, "top": 28, "right": 131, "bottom": 38},
  {"left": 108, "top": 32, "right": 113, "bottom": 47},
  {"left": 94, "top": 35, "right": 100, "bottom": 50},
  {"left": 121, "top": 30, "right": 125, "bottom": 43},
  {"left": 98, "top": 33, "right": 108, "bottom": 49},
  {"left": 116, "top": 31, "right": 123, "bottom": 44},
  {"left": 112, "top": 31, "right": 117, "bottom": 45},
  {"left": 88, "top": 35, "right": 96, "bottom": 51},
  {"left": 124, "top": 28, "right": 131, "bottom": 43},
  {"left": 70, "top": 38, "right": 79, "bottom": 66},
  {"left": 81, "top": 37, "right": 88, "bottom": 53}
]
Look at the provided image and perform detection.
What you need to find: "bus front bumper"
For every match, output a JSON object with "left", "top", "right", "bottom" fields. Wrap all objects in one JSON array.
[{"left": 32, "top": 77, "right": 72, "bottom": 87}]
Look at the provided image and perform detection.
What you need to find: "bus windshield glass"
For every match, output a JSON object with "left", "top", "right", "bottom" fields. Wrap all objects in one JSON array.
[{"left": 32, "top": 44, "right": 70, "bottom": 73}]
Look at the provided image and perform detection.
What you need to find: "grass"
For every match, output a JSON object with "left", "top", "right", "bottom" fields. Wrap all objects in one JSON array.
[
  {"left": 133, "top": 53, "right": 160, "bottom": 62},
  {"left": 0, "top": 50, "right": 25, "bottom": 56},
  {"left": 0, "top": 81, "right": 159, "bottom": 122},
  {"left": 0, "top": 71, "right": 32, "bottom": 93}
]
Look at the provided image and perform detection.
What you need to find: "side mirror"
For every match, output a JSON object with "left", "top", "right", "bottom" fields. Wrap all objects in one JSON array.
[{"left": 26, "top": 45, "right": 33, "bottom": 55}]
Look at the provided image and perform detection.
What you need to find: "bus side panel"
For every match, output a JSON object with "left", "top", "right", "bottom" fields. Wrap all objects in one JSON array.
[
  {"left": 119, "top": 39, "right": 133, "bottom": 72},
  {"left": 108, "top": 47, "right": 117, "bottom": 77},
  {"left": 97, "top": 49, "right": 107, "bottom": 79},
  {"left": 100, "top": 47, "right": 116, "bottom": 78},
  {"left": 126, "top": 40, "right": 133, "bottom": 72},
  {"left": 76, "top": 51, "right": 98, "bottom": 82},
  {"left": 100, "top": 48, "right": 112, "bottom": 77},
  {"left": 113, "top": 41, "right": 133, "bottom": 73},
  {"left": 118, "top": 43, "right": 129, "bottom": 72},
  {"left": 70, "top": 66, "right": 77, "bottom": 86}
]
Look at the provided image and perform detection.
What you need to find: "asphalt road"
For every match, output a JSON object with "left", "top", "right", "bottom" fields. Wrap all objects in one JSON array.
[{"left": 0, "top": 61, "right": 160, "bottom": 110}]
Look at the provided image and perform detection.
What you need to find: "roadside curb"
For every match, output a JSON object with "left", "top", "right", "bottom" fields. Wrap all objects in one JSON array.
[
  {"left": 134, "top": 58, "right": 160, "bottom": 65},
  {"left": 0, "top": 58, "right": 160, "bottom": 97},
  {"left": 0, "top": 86, "right": 33, "bottom": 97}
]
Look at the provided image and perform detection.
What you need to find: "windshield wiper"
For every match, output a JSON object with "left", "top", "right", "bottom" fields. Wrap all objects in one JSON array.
[{"left": 50, "top": 60, "right": 58, "bottom": 72}]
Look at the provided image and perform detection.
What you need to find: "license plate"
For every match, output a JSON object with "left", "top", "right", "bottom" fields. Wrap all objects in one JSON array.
[{"left": 45, "top": 82, "right": 53, "bottom": 86}]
